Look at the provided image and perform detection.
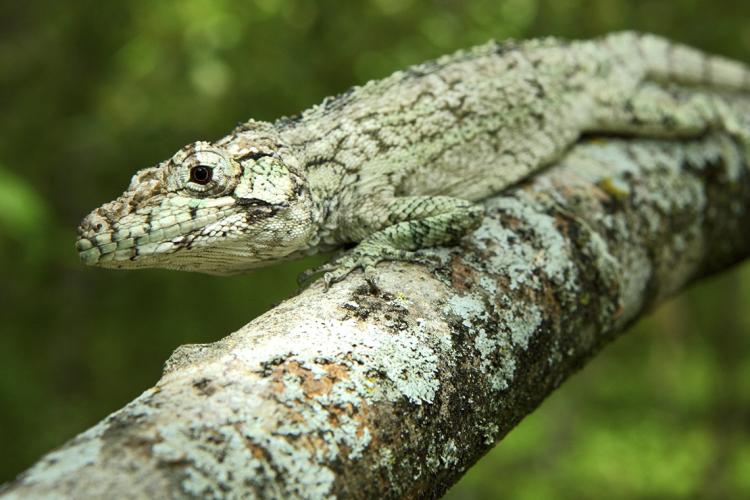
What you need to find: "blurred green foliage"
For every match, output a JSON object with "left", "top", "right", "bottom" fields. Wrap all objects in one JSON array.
[{"left": 1, "top": 0, "right": 749, "bottom": 496}]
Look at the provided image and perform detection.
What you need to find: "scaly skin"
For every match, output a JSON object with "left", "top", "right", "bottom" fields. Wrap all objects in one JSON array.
[{"left": 77, "top": 32, "right": 750, "bottom": 288}]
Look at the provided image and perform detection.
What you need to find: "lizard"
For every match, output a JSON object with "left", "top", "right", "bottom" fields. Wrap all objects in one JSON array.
[{"left": 76, "top": 31, "right": 750, "bottom": 289}]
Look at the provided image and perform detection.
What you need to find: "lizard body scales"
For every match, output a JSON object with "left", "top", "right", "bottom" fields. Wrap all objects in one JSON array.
[{"left": 77, "top": 32, "right": 750, "bottom": 286}]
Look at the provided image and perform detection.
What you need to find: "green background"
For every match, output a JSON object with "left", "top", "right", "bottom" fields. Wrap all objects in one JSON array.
[{"left": 1, "top": 0, "right": 749, "bottom": 497}]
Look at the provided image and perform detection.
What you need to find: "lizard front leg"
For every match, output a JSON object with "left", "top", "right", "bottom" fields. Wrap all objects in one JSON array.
[{"left": 301, "top": 196, "right": 484, "bottom": 289}]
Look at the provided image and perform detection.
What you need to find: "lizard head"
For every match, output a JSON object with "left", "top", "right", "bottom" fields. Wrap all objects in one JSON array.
[{"left": 76, "top": 121, "right": 317, "bottom": 275}]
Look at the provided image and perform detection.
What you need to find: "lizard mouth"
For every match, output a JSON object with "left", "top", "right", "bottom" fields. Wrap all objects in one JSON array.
[
  {"left": 76, "top": 225, "right": 195, "bottom": 266},
  {"left": 75, "top": 210, "right": 225, "bottom": 267},
  {"left": 75, "top": 230, "right": 194, "bottom": 266}
]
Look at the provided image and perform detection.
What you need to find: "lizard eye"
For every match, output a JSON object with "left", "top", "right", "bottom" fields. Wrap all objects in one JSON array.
[
  {"left": 189, "top": 165, "right": 213, "bottom": 185},
  {"left": 168, "top": 142, "right": 238, "bottom": 195}
]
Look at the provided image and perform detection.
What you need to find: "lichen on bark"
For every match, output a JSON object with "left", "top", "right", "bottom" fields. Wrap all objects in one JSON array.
[{"left": 3, "top": 130, "right": 750, "bottom": 499}]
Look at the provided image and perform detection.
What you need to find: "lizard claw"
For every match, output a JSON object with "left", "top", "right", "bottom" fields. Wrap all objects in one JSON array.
[
  {"left": 362, "top": 267, "right": 382, "bottom": 293},
  {"left": 298, "top": 246, "right": 445, "bottom": 292},
  {"left": 297, "top": 251, "right": 379, "bottom": 291},
  {"left": 411, "top": 250, "right": 444, "bottom": 271},
  {"left": 320, "top": 262, "right": 381, "bottom": 292},
  {"left": 319, "top": 256, "right": 375, "bottom": 290},
  {"left": 297, "top": 261, "right": 339, "bottom": 287}
]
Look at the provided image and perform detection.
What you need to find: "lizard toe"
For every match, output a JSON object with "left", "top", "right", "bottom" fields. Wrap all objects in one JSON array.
[
  {"left": 297, "top": 261, "right": 339, "bottom": 286},
  {"left": 363, "top": 266, "right": 382, "bottom": 293}
]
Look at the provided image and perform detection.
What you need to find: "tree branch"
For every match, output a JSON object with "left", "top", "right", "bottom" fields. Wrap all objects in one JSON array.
[{"left": 3, "top": 130, "right": 750, "bottom": 499}]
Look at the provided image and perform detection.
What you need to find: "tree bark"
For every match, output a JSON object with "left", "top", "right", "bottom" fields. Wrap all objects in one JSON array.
[{"left": 3, "top": 130, "right": 750, "bottom": 499}]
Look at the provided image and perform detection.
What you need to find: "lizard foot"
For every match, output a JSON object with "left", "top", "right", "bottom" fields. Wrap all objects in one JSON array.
[{"left": 297, "top": 246, "right": 441, "bottom": 291}]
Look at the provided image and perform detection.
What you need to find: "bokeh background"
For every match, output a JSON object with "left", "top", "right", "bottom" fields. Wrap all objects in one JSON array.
[{"left": 1, "top": 0, "right": 749, "bottom": 497}]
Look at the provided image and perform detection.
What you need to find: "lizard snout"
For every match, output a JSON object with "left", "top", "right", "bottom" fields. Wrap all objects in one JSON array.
[{"left": 76, "top": 211, "right": 113, "bottom": 265}]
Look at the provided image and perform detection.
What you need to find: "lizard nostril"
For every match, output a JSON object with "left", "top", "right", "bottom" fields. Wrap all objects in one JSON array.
[{"left": 78, "top": 211, "right": 110, "bottom": 236}]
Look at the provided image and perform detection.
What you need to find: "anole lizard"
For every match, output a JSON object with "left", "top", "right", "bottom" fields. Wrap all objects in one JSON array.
[{"left": 77, "top": 32, "right": 750, "bottom": 288}]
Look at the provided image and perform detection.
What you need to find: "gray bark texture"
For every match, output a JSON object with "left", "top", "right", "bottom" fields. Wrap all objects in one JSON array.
[{"left": 3, "top": 130, "right": 750, "bottom": 499}]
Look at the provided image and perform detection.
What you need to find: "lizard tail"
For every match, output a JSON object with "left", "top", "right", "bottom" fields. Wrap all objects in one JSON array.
[{"left": 607, "top": 31, "right": 750, "bottom": 92}]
